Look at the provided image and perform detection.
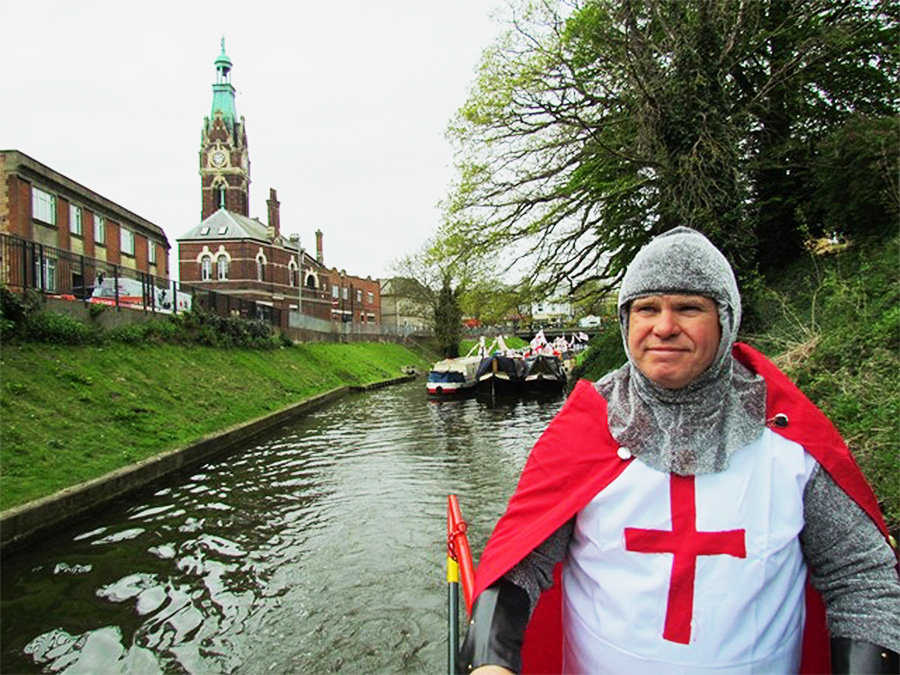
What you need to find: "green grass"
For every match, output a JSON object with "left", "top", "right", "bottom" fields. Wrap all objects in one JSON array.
[{"left": 0, "top": 341, "right": 430, "bottom": 511}]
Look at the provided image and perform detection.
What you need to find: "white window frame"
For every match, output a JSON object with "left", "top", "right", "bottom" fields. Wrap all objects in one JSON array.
[
  {"left": 94, "top": 214, "right": 106, "bottom": 244},
  {"left": 121, "top": 228, "right": 135, "bottom": 256},
  {"left": 34, "top": 251, "right": 57, "bottom": 292},
  {"left": 356, "top": 289, "right": 362, "bottom": 303},
  {"left": 69, "top": 204, "right": 83, "bottom": 236},
  {"left": 201, "top": 255, "right": 212, "bottom": 281},
  {"left": 257, "top": 258, "right": 265, "bottom": 281},
  {"left": 342, "top": 287, "right": 349, "bottom": 300},
  {"left": 32, "top": 187, "right": 56, "bottom": 225},
  {"left": 148, "top": 239, "right": 157, "bottom": 264},
  {"left": 332, "top": 285, "right": 339, "bottom": 299},
  {"left": 217, "top": 255, "right": 228, "bottom": 280},
  {"left": 367, "top": 291, "right": 374, "bottom": 304}
]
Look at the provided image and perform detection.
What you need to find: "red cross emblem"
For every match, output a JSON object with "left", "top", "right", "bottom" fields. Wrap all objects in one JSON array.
[{"left": 624, "top": 474, "right": 746, "bottom": 644}]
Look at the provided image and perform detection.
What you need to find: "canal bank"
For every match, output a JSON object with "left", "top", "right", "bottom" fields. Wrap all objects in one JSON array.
[
  {"left": 0, "top": 340, "right": 435, "bottom": 544},
  {"left": 1, "top": 379, "right": 565, "bottom": 673},
  {"left": 0, "top": 374, "right": 416, "bottom": 553}
]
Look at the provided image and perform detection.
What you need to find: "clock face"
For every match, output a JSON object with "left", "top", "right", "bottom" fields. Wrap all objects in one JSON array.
[{"left": 211, "top": 151, "right": 227, "bottom": 167}]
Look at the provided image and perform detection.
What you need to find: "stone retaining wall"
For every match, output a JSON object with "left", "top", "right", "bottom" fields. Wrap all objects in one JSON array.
[{"left": 0, "top": 375, "right": 415, "bottom": 554}]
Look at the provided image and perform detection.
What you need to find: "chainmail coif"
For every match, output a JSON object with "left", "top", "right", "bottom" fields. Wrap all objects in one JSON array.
[{"left": 596, "top": 226, "right": 766, "bottom": 475}]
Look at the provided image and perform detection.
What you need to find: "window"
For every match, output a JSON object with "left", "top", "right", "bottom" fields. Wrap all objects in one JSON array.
[
  {"left": 217, "top": 256, "right": 228, "bottom": 280},
  {"left": 34, "top": 251, "right": 57, "bottom": 292},
  {"left": 45, "top": 257, "right": 57, "bottom": 292},
  {"left": 121, "top": 228, "right": 135, "bottom": 255},
  {"left": 201, "top": 255, "right": 212, "bottom": 281},
  {"left": 94, "top": 214, "right": 106, "bottom": 244},
  {"left": 332, "top": 285, "right": 339, "bottom": 299},
  {"left": 289, "top": 267, "right": 297, "bottom": 287},
  {"left": 367, "top": 291, "right": 374, "bottom": 304},
  {"left": 69, "top": 205, "right": 83, "bottom": 236},
  {"left": 356, "top": 289, "right": 362, "bottom": 303},
  {"left": 257, "top": 258, "right": 265, "bottom": 281},
  {"left": 32, "top": 188, "right": 56, "bottom": 225},
  {"left": 342, "top": 287, "right": 349, "bottom": 300},
  {"left": 148, "top": 240, "right": 157, "bottom": 264}
]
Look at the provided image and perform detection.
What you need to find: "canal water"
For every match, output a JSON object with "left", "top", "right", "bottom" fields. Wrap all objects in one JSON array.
[{"left": 1, "top": 380, "right": 566, "bottom": 673}]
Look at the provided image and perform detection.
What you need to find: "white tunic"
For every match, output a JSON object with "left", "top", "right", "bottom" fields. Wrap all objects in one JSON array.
[{"left": 562, "top": 429, "right": 818, "bottom": 674}]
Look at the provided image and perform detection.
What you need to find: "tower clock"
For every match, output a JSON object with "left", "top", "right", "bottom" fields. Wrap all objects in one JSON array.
[{"left": 199, "top": 39, "right": 250, "bottom": 220}]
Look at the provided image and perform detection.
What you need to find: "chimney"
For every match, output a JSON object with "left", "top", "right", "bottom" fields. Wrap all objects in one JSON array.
[
  {"left": 267, "top": 188, "right": 280, "bottom": 240},
  {"left": 316, "top": 229, "right": 324, "bottom": 265}
]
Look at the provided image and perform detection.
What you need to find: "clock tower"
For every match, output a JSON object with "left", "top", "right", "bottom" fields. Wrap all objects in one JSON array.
[{"left": 199, "top": 39, "right": 250, "bottom": 220}]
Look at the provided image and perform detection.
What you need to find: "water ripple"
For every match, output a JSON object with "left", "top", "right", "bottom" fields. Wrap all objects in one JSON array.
[{"left": 2, "top": 380, "right": 565, "bottom": 673}]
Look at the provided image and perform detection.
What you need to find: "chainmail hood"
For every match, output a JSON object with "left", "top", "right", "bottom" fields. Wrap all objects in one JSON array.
[{"left": 596, "top": 227, "right": 766, "bottom": 475}]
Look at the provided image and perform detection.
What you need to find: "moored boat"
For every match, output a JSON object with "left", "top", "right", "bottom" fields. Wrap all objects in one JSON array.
[{"left": 426, "top": 356, "right": 481, "bottom": 395}]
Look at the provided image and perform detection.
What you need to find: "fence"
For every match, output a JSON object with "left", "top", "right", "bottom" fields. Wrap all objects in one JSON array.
[{"left": 0, "top": 233, "right": 281, "bottom": 328}]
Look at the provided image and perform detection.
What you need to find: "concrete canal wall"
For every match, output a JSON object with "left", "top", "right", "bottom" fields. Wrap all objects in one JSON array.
[{"left": 0, "top": 375, "right": 415, "bottom": 554}]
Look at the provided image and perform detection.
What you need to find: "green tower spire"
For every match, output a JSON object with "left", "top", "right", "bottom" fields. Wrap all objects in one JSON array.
[{"left": 211, "top": 37, "right": 237, "bottom": 130}]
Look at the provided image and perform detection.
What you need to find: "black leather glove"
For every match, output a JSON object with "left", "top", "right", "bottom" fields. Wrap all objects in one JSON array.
[
  {"left": 831, "top": 637, "right": 899, "bottom": 674},
  {"left": 458, "top": 578, "right": 531, "bottom": 674}
]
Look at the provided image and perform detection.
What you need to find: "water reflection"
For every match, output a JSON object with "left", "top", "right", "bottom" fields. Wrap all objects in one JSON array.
[{"left": 2, "top": 381, "right": 564, "bottom": 673}]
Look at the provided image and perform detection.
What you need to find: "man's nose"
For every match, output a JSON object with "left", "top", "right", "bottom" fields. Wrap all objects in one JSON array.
[{"left": 653, "top": 308, "right": 681, "bottom": 337}]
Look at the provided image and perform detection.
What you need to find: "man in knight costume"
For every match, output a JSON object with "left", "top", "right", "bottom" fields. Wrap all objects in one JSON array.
[{"left": 460, "top": 227, "right": 899, "bottom": 674}]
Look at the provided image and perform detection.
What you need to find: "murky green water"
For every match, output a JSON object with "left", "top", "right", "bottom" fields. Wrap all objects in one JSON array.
[{"left": 1, "top": 380, "right": 564, "bottom": 673}]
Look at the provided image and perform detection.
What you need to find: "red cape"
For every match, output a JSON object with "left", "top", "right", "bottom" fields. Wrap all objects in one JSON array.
[{"left": 472, "top": 343, "right": 891, "bottom": 674}]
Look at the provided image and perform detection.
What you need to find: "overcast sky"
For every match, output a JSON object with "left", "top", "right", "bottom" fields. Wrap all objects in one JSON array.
[{"left": 0, "top": 0, "right": 504, "bottom": 281}]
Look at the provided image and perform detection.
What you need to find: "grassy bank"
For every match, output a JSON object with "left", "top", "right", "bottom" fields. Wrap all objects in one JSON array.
[
  {"left": 0, "top": 341, "right": 431, "bottom": 511},
  {"left": 575, "top": 235, "right": 899, "bottom": 533}
]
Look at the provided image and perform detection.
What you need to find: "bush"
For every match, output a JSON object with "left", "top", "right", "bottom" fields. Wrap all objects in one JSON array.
[
  {"left": 0, "top": 290, "right": 282, "bottom": 350},
  {"left": 24, "top": 311, "right": 97, "bottom": 345},
  {"left": 569, "top": 327, "right": 627, "bottom": 383}
]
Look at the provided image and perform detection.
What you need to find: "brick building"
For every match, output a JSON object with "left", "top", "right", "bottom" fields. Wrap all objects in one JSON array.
[
  {"left": 0, "top": 149, "right": 170, "bottom": 295},
  {"left": 178, "top": 41, "right": 381, "bottom": 329}
]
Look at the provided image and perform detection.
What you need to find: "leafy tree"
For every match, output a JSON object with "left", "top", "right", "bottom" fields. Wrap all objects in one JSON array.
[
  {"left": 434, "top": 273, "right": 464, "bottom": 357},
  {"left": 390, "top": 235, "right": 474, "bottom": 353},
  {"left": 443, "top": 0, "right": 898, "bottom": 297}
]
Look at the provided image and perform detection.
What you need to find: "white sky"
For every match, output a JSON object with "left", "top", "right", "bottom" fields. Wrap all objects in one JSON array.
[{"left": 0, "top": 0, "right": 504, "bottom": 281}]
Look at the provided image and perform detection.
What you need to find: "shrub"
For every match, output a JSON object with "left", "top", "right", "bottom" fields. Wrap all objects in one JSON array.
[
  {"left": 24, "top": 311, "right": 97, "bottom": 345},
  {"left": 569, "top": 327, "right": 626, "bottom": 383}
]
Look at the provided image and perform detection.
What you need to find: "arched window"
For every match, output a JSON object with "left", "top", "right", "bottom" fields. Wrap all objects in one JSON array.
[
  {"left": 305, "top": 274, "right": 316, "bottom": 289},
  {"left": 257, "top": 258, "right": 265, "bottom": 281},
  {"left": 201, "top": 255, "right": 212, "bottom": 281},
  {"left": 217, "top": 256, "right": 228, "bottom": 280}
]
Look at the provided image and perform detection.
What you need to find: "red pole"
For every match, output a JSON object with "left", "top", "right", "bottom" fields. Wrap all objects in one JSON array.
[{"left": 447, "top": 494, "right": 476, "bottom": 612}]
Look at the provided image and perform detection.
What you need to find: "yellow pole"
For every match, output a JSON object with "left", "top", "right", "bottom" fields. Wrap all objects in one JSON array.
[{"left": 448, "top": 555, "right": 460, "bottom": 674}]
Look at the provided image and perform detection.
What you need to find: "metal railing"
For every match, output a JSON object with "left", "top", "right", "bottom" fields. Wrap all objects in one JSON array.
[{"left": 0, "top": 233, "right": 281, "bottom": 328}]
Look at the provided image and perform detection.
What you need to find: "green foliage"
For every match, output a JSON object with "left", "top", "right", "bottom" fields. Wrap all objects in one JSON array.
[
  {"left": 745, "top": 235, "right": 900, "bottom": 532},
  {"left": 434, "top": 276, "right": 463, "bottom": 358},
  {"left": 804, "top": 115, "right": 900, "bottom": 242},
  {"left": 0, "top": 295, "right": 285, "bottom": 350},
  {"left": 568, "top": 327, "right": 626, "bottom": 383},
  {"left": 443, "top": 0, "right": 898, "bottom": 296}
]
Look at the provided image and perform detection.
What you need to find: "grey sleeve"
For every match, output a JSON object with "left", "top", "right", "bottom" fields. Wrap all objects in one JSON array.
[
  {"left": 801, "top": 463, "right": 900, "bottom": 652},
  {"left": 502, "top": 518, "right": 575, "bottom": 615}
]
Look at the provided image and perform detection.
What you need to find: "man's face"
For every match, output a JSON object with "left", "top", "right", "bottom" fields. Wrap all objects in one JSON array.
[{"left": 627, "top": 294, "right": 721, "bottom": 389}]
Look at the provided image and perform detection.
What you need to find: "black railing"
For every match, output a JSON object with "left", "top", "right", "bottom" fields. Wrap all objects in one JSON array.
[{"left": 0, "top": 233, "right": 281, "bottom": 328}]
